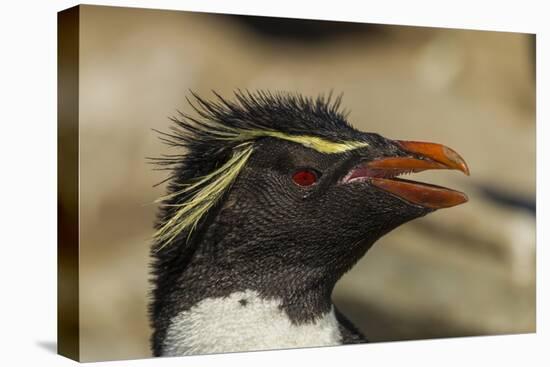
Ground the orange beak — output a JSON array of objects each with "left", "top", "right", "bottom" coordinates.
[{"left": 348, "top": 140, "right": 470, "bottom": 209}]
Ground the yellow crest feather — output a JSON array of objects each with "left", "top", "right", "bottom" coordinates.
[{"left": 154, "top": 144, "right": 253, "bottom": 249}]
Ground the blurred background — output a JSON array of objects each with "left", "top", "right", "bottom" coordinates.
[{"left": 67, "top": 4, "right": 535, "bottom": 361}]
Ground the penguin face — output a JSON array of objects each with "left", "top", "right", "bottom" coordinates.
[{"left": 215, "top": 134, "right": 468, "bottom": 275}]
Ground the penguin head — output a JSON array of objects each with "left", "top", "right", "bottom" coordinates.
[{"left": 152, "top": 91, "right": 469, "bottom": 280}]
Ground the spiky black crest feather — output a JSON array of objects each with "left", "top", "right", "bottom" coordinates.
[{"left": 167, "top": 89, "right": 357, "bottom": 147}]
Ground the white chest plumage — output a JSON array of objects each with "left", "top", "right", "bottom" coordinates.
[{"left": 162, "top": 290, "right": 343, "bottom": 356}]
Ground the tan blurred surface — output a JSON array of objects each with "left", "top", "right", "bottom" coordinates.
[{"left": 73, "top": 5, "right": 535, "bottom": 361}]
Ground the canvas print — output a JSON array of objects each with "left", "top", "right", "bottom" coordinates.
[{"left": 57, "top": 5, "right": 536, "bottom": 362}]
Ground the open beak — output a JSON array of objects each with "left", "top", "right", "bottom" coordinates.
[{"left": 342, "top": 140, "right": 470, "bottom": 209}]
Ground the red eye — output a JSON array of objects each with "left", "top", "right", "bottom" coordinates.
[{"left": 292, "top": 169, "right": 318, "bottom": 186}]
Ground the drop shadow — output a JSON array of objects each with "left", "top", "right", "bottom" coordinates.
[{"left": 36, "top": 340, "right": 57, "bottom": 354}]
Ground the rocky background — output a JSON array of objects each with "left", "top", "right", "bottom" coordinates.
[{"left": 67, "top": 5, "right": 535, "bottom": 361}]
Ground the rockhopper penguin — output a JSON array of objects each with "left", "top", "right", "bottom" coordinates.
[{"left": 149, "top": 91, "right": 470, "bottom": 356}]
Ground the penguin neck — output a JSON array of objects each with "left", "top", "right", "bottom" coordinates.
[
  {"left": 152, "top": 232, "right": 356, "bottom": 356},
  {"left": 180, "top": 242, "right": 338, "bottom": 323},
  {"left": 158, "top": 243, "right": 345, "bottom": 356}
]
